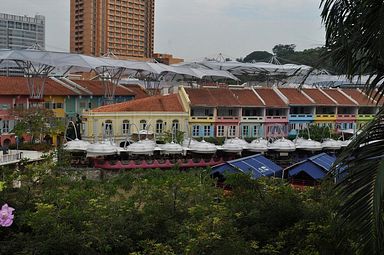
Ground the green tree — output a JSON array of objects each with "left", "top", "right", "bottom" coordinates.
[
  {"left": 12, "top": 107, "right": 64, "bottom": 144},
  {"left": 243, "top": 51, "right": 273, "bottom": 63},
  {"left": 321, "top": 0, "right": 384, "bottom": 254},
  {"left": 272, "top": 44, "right": 296, "bottom": 57}
]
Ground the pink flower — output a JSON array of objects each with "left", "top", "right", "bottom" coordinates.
[{"left": 0, "top": 204, "right": 15, "bottom": 227}]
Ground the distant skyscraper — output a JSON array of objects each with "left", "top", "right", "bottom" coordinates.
[
  {"left": 0, "top": 13, "right": 45, "bottom": 49},
  {"left": 70, "top": 0, "right": 155, "bottom": 60}
]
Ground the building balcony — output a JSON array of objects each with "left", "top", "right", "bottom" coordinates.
[
  {"left": 336, "top": 114, "right": 356, "bottom": 121},
  {"left": 241, "top": 116, "right": 264, "bottom": 123},
  {"left": 265, "top": 116, "right": 288, "bottom": 123},
  {"left": 357, "top": 114, "right": 375, "bottom": 121},
  {"left": 189, "top": 116, "right": 214, "bottom": 123},
  {"left": 315, "top": 114, "right": 336, "bottom": 121},
  {"left": 215, "top": 116, "right": 240, "bottom": 123},
  {"left": 288, "top": 114, "right": 314, "bottom": 122}
]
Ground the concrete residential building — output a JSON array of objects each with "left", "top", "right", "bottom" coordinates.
[
  {"left": 0, "top": 13, "right": 45, "bottom": 49},
  {"left": 70, "top": 0, "right": 155, "bottom": 59}
]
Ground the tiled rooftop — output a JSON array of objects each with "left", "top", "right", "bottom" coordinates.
[
  {"left": 322, "top": 89, "right": 357, "bottom": 106},
  {"left": 278, "top": 88, "right": 314, "bottom": 105},
  {"left": 92, "top": 93, "right": 185, "bottom": 112},
  {"left": 0, "top": 76, "right": 78, "bottom": 96},
  {"left": 119, "top": 84, "right": 149, "bottom": 99},
  {"left": 73, "top": 80, "right": 138, "bottom": 96},
  {"left": 254, "top": 88, "right": 287, "bottom": 108},
  {"left": 341, "top": 89, "right": 376, "bottom": 106},
  {"left": 185, "top": 87, "right": 240, "bottom": 107},
  {"left": 230, "top": 89, "right": 264, "bottom": 107},
  {"left": 302, "top": 88, "right": 335, "bottom": 106}
]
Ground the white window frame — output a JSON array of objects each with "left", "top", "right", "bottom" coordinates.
[
  {"left": 204, "top": 125, "right": 211, "bottom": 137},
  {"left": 122, "top": 120, "right": 130, "bottom": 135},
  {"left": 192, "top": 125, "right": 200, "bottom": 137},
  {"left": 217, "top": 125, "right": 225, "bottom": 137}
]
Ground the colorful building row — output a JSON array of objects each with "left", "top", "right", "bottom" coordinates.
[
  {"left": 0, "top": 76, "right": 148, "bottom": 146},
  {"left": 82, "top": 85, "right": 380, "bottom": 145}
]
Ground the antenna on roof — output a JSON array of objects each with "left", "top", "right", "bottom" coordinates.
[
  {"left": 27, "top": 43, "right": 44, "bottom": 51},
  {"left": 103, "top": 49, "right": 118, "bottom": 59},
  {"left": 269, "top": 55, "right": 281, "bottom": 65}
]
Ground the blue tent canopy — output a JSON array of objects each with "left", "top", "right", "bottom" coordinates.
[
  {"left": 212, "top": 154, "right": 283, "bottom": 179},
  {"left": 287, "top": 153, "right": 336, "bottom": 180}
]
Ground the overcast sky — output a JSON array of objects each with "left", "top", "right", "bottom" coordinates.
[{"left": 1, "top": 0, "right": 325, "bottom": 61}]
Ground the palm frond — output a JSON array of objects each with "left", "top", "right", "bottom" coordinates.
[
  {"left": 320, "top": 0, "right": 384, "bottom": 102},
  {"left": 332, "top": 110, "right": 384, "bottom": 254}
]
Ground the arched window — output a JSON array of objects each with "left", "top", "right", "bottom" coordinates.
[
  {"left": 172, "top": 120, "right": 179, "bottom": 132},
  {"left": 156, "top": 120, "right": 164, "bottom": 134},
  {"left": 139, "top": 120, "right": 147, "bottom": 130},
  {"left": 122, "top": 120, "right": 130, "bottom": 135},
  {"left": 104, "top": 120, "right": 113, "bottom": 136}
]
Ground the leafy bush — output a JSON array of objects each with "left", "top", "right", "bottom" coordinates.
[{"left": 0, "top": 163, "right": 355, "bottom": 254}]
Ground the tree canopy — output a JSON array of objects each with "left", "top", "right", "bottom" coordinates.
[{"left": 0, "top": 162, "right": 356, "bottom": 254}]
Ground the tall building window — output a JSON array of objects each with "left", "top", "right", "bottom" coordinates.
[
  {"left": 217, "top": 125, "right": 224, "bottom": 137},
  {"left": 139, "top": 120, "right": 147, "bottom": 130},
  {"left": 156, "top": 120, "right": 163, "bottom": 134},
  {"left": 192, "top": 125, "right": 200, "bottom": 137},
  {"left": 104, "top": 120, "right": 113, "bottom": 136},
  {"left": 122, "top": 120, "right": 130, "bottom": 135},
  {"left": 204, "top": 126, "right": 211, "bottom": 137}
]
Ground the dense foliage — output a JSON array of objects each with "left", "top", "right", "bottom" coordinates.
[
  {"left": 0, "top": 161, "right": 357, "bottom": 254},
  {"left": 238, "top": 45, "right": 336, "bottom": 73},
  {"left": 12, "top": 107, "right": 65, "bottom": 144},
  {"left": 321, "top": 0, "right": 384, "bottom": 254}
]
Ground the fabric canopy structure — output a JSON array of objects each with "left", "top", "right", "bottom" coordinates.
[
  {"left": 174, "top": 60, "right": 315, "bottom": 77},
  {"left": 211, "top": 154, "right": 283, "bottom": 179},
  {"left": 286, "top": 153, "right": 336, "bottom": 180},
  {"left": 0, "top": 49, "right": 239, "bottom": 99},
  {"left": 0, "top": 49, "right": 238, "bottom": 81}
]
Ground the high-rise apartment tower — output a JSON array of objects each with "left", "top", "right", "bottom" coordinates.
[
  {"left": 0, "top": 13, "right": 45, "bottom": 49},
  {"left": 70, "top": 0, "right": 154, "bottom": 59}
]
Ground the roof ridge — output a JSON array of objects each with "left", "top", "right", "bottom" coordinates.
[
  {"left": 337, "top": 88, "right": 358, "bottom": 105},
  {"left": 319, "top": 88, "right": 339, "bottom": 105},
  {"left": 251, "top": 87, "right": 266, "bottom": 106}
]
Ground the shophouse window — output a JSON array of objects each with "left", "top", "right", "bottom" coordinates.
[
  {"left": 156, "top": 120, "right": 164, "bottom": 134},
  {"left": 242, "top": 126, "right": 249, "bottom": 137},
  {"left": 122, "top": 120, "right": 130, "bottom": 135},
  {"left": 105, "top": 120, "right": 113, "bottom": 136},
  {"left": 217, "top": 125, "right": 224, "bottom": 137},
  {"left": 192, "top": 125, "right": 200, "bottom": 137},
  {"left": 172, "top": 120, "right": 179, "bottom": 132},
  {"left": 229, "top": 126, "right": 236, "bottom": 137},
  {"left": 139, "top": 120, "right": 147, "bottom": 130},
  {"left": 204, "top": 126, "right": 211, "bottom": 137}
]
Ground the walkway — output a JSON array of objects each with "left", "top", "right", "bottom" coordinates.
[{"left": 0, "top": 150, "right": 44, "bottom": 166}]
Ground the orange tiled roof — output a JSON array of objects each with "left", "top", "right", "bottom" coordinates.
[
  {"left": 123, "top": 84, "right": 149, "bottom": 99},
  {"left": 322, "top": 89, "right": 357, "bottom": 106},
  {"left": 92, "top": 93, "right": 185, "bottom": 112},
  {"left": 254, "top": 88, "right": 287, "bottom": 108},
  {"left": 185, "top": 87, "right": 241, "bottom": 107},
  {"left": 341, "top": 89, "right": 376, "bottom": 106},
  {"left": 278, "top": 88, "right": 314, "bottom": 105},
  {"left": 0, "top": 76, "right": 78, "bottom": 96},
  {"left": 73, "top": 80, "right": 137, "bottom": 96},
  {"left": 302, "top": 88, "right": 335, "bottom": 106},
  {"left": 207, "top": 87, "right": 241, "bottom": 106},
  {"left": 230, "top": 89, "right": 264, "bottom": 107}
]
